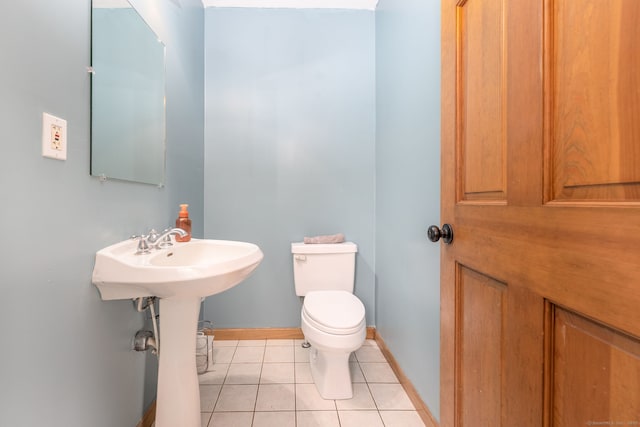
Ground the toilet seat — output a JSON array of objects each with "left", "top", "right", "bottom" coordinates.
[{"left": 303, "top": 290, "right": 365, "bottom": 335}]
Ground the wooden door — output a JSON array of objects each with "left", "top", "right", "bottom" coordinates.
[{"left": 440, "top": 0, "right": 640, "bottom": 426}]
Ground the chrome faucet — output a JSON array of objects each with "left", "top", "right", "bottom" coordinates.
[{"left": 135, "top": 228, "right": 188, "bottom": 254}]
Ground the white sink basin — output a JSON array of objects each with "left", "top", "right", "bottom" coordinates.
[
  {"left": 92, "top": 238, "right": 264, "bottom": 300},
  {"left": 92, "top": 237, "right": 264, "bottom": 427}
]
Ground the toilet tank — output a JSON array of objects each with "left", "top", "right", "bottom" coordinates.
[{"left": 291, "top": 242, "right": 358, "bottom": 296}]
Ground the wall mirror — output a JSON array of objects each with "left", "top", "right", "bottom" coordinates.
[{"left": 91, "top": 0, "right": 166, "bottom": 185}]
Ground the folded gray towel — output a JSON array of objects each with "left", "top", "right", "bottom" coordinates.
[{"left": 303, "top": 233, "right": 345, "bottom": 244}]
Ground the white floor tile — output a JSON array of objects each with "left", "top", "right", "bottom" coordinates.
[
  {"left": 294, "top": 363, "right": 313, "bottom": 383},
  {"left": 214, "top": 384, "right": 258, "bottom": 412},
  {"left": 253, "top": 411, "right": 296, "bottom": 427},
  {"left": 354, "top": 346, "right": 386, "bottom": 362},
  {"left": 231, "top": 346, "right": 265, "bottom": 363},
  {"left": 368, "top": 383, "right": 415, "bottom": 410},
  {"left": 338, "top": 410, "right": 384, "bottom": 427},
  {"left": 260, "top": 362, "right": 295, "bottom": 384},
  {"left": 255, "top": 383, "right": 296, "bottom": 411},
  {"left": 294, "top": 343, "right": 310, "bottom": 362},
  {"left": 350, "top": 362, "right": 366, "bottom": 383},
  {"left": 379, "top": 410, "right": 427, "bottom": 427},
  {"left": 266, "top": 339, "right": 295, "bottom": 346},
  {"left": 208, "top": 411, "right": 253, "bottom": 427},
  {"left": 295, "top": 383, "right": 337, "bottom": 411},
  {"left": 359, "top": 362, "right": 399, "bottom": 383},
  {"left": 264, "top": 346, "right": 294, "bottom": 363},
  {"left": 335, "top": 383, "right": 376, "bottom": 410},
  {"left": 225, "top": 363, "right": 262, "bottom": 384},
  {"left": 296, "top": 410, "right": 340, "bottom": 427},
  {"left": 212, "top": 346, "right": 236, "bottom": 364},
  {"left": 362, "top": 339, "right": 379, "bottom": 347},
  {"left": 201, "top": 412, "right": 212, "bottom": 427},
  {"left": 199, "top": 384, "right": 222, "bottom": 412},
  {"left": 199, "top": 363, "right": 229, "bottom": 384},
  {"left": 212, "top": 339, "right": 238, "bottom": 347},
  {"left": 237, "top": 339, "right": 266, "bottom": 347}
]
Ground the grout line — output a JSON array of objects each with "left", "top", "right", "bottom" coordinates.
[
  {"left": 293, "top": 342, "right": 299, "bottom": 417},
  {"left": 294, "top": 344, "right": 298, "bottom": 426},
  {"left": 253, "top": 344, "right": 265, "bottom": 416}
]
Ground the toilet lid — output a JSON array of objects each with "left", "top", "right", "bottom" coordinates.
[{"left": 303, "top": 291, "right": 365, "bottom": 335}]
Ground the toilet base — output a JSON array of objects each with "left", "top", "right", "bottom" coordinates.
[
  {"left": 300, "top": 294, "right": 366, "bottom": 400},
  {"left": 309, "top": 346, "right": 354, "bottom": 399}
]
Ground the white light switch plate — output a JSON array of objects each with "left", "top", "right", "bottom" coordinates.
[{"left": 42, "top": 112, "right": 67, "bottom": 160}]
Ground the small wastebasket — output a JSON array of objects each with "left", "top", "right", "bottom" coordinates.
[{"left": 196, "top": 320, "right": 214, "bottom": 374}]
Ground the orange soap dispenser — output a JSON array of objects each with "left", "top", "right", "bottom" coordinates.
[{"left": 175, "top": 204, "right": 192, "bottom": 242}]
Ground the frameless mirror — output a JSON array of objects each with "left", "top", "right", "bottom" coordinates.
[{"left": 91, "top": 0, "right": 166, "bottom": 185}]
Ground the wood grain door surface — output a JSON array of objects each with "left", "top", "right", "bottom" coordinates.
[{"left": 440, "top": 0, "right": 640, "bottom": 426}]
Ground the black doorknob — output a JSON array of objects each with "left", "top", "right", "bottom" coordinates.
[{"left": 427, "top": 224, "right": 454, "bottom": 244}]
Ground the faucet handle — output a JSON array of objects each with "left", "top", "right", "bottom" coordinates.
[
  {"left": 157, "top": 228, "right": 174, "bottom": 248},
  {"left": 136, "top": 236, "right": 151, "bottom": 255},
  {"left": 147, "top": 229, "right": 160, "bottom": 243}
]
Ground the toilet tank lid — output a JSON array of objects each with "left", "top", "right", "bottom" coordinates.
[{"left": 291, "top": 242, "right": 357, "bottom": 254}]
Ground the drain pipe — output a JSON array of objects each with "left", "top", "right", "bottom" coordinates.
[
  {"left": 134, "top": 297, "right": 160, "bottom": 355},
  {"left": 148, "top": 300, "right": 159, "bottom": 355}
]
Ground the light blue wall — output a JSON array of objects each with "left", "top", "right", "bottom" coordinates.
[
  {"left": 202, "top": 8, "right": 376, "bottom": 327},
  {"left": 375, "top": 0, "right": 441, "bottom": 420},
  {"left": 0, "top": 1, "right": 203, "bottom": 425}
]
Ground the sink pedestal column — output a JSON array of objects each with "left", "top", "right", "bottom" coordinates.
[{"left": 155, "top": 297, "right": 202, "bottom": 427}]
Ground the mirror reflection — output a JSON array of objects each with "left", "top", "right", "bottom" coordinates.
[{"left": 91, "top": 0, "right": 166, "bottom": 185}]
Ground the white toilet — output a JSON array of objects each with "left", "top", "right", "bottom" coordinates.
[{"left": 292, "top": 241, "right": 366, "bottom": 399}]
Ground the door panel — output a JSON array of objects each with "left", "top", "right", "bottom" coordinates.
[
  {"left": 549, "top": 0, "right": 640, "bottom": 202},
  {"left": 552, "top": 308, "right": 640, "bottom": 426},
  {"left": 441, "top": 0, "right": 640, "bottom": 426},
  {"left": 458, "top": 0, "right": 506, "bottom": 201},
  {"left": 456, "top": 266, "right": 505, "bottom": 426},
  {"left": 455, "top": 266, "right": 544, "bottom": 426}
]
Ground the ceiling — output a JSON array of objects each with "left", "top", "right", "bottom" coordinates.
[
  {"left": 94, "top": 0, "right": 377, "bottom": 10},
  {"left": 202, "top": 0, "right": 377, "bottom": 9}
]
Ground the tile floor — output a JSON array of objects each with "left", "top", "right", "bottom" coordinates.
[{"left": 156, "top": 338, "right": 427, "bottom": 427}]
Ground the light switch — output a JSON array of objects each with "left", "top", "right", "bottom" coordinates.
[{"left": 42, "top": 112, "right": 67, "bottom": 160}]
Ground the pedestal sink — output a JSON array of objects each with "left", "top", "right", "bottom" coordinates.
[{"left": 92, "top": 238, "right": 263, "bottom": 427}]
